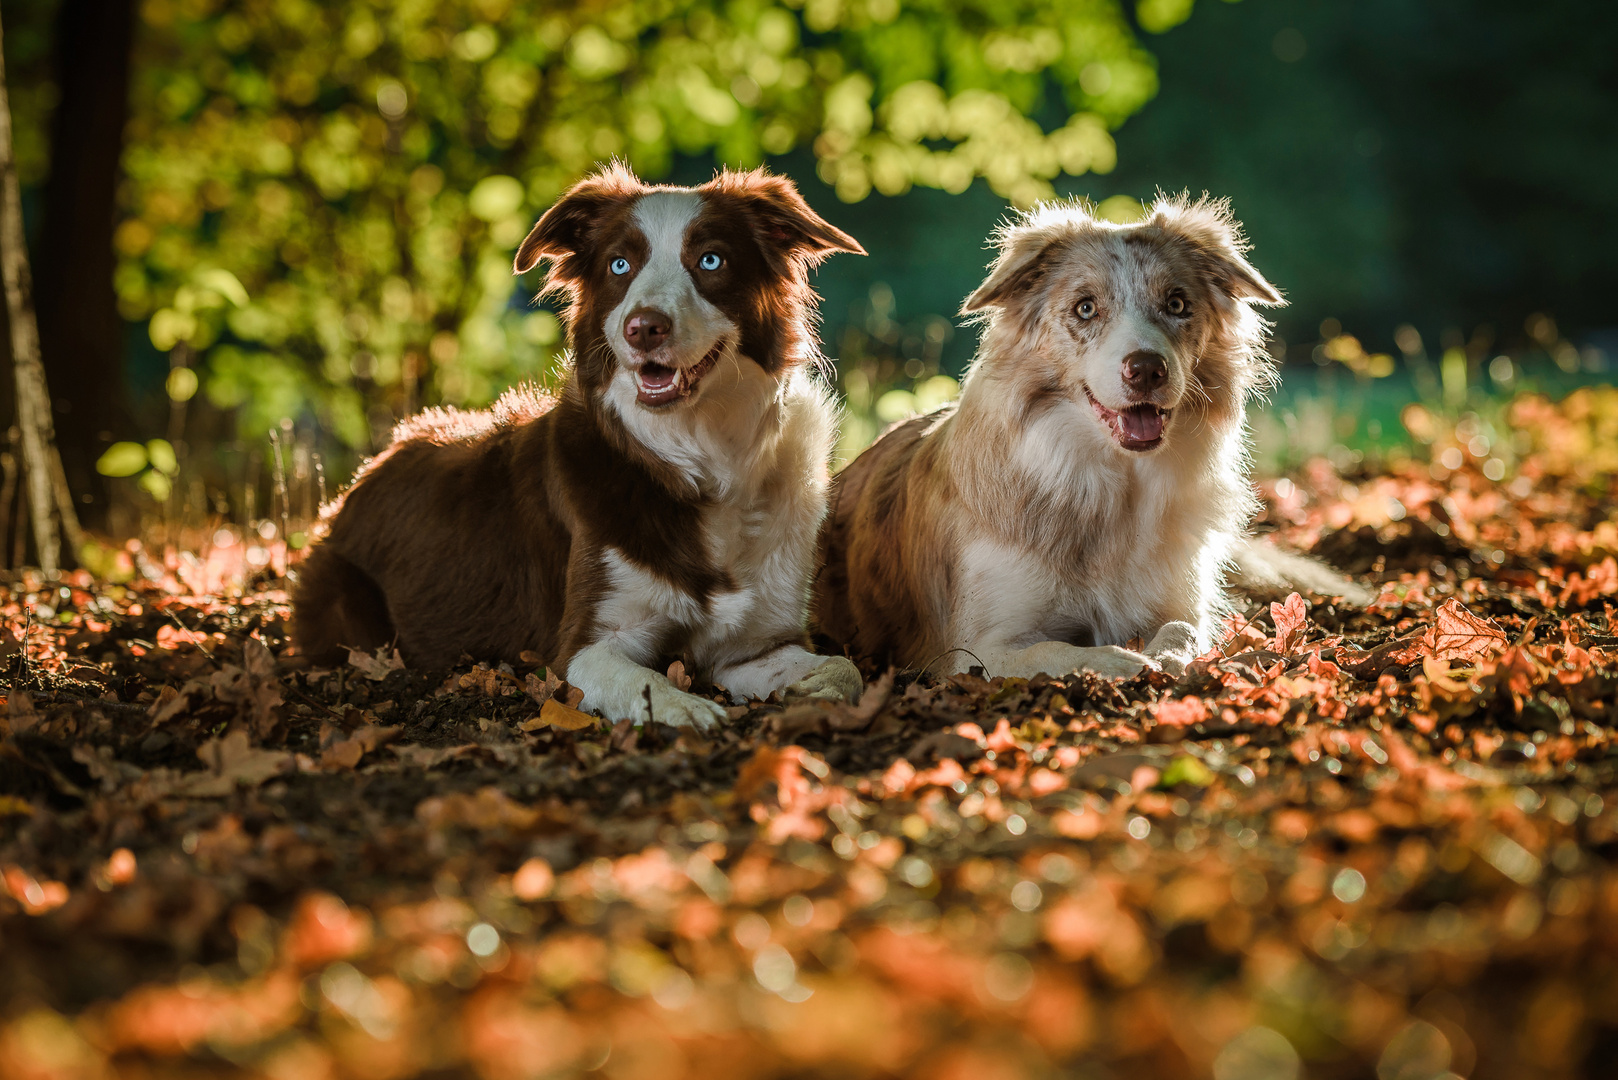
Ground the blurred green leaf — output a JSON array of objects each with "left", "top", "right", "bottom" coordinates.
[
  {"left": 146, "top": 439, "right": 179, "bottom": 476},
  {"left": 96, "top": 442, "right": 148, "bottom": 478},
  {"left": 1160, "top": 755, "right": 1215, "bottom": 788}
]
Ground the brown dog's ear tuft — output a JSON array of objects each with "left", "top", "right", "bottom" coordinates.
[
  {"left": 961, "top": 204, "right": 1085, "bottom": 313},
  {"left": 1149, "top": 194, "right": 1284, "bottom": 306},
  {"left": 705, "top": 168, "right": 865, "bottom": 269},
  {"left": 962, "top": 234, "right": 1049, "bottom": 313},
  {"left": 514, "top": 161, "right": 645, "bottom": 278}
]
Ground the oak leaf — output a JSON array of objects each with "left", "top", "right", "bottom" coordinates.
[
  {"left": 178, "top": 731, "right": 296, "bottom": 797},
  {"left": 347, "top": 645, "right": 405, "bottom": 681},
  {"left": 1420, "top": 598, "right": 1507, "bottom": 662},
  {"left": 1270, "top": 592, "right": 1308, "bottom": 653}
]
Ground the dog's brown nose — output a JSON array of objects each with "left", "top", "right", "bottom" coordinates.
[
  {"left": 1122, "top": 350, "right": 1168, "bottom": 393},
  {"left": 624, "top": 309, "right": 672, "bottom": 352}
]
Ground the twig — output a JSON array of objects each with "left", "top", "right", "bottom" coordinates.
[
  {"left": 38, "top": 693, "right": 150, "bottom": 716},
  {"left": 919, "top": 647, "right": 987, "bottom": 679},
  {"left": 15, "top": 597, "right": 29, "bottom": 684},
  {"left": 269, "top": 424, "right": 291, "bottom": 573},
  {"left": 157, "top": 604, "right": 220, "bottom": 666}
]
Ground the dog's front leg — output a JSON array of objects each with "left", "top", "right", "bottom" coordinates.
[
  {"left": 712, "top": 644, "right": 863, "bottom": 705},
  {"left": 566, "top": 641, "right": 727, "bottom": 730},
  {"left": 980, "top": 639, "right": 1159, "bottom": 681}
]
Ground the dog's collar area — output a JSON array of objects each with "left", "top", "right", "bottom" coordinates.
[
  {"left": 633, "top": 339, "right": 726, "bottom": 407},
  {"left": 1083, "top": 384, "right": 1169, "bottom": 452}
]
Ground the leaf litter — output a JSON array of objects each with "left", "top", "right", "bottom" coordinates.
[{"left": 3, "top": 390, "right": 1618, "bottom": 1079}]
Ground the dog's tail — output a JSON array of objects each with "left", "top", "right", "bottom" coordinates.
[{"left": 1231, "top": 537, "right": 1375, "bottom": 605}]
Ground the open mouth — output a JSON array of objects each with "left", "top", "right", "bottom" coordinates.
[
  {"left": 633, "top": 340, "right": 725, "bottom": 407},
  {"left": 1084, "top": 385, "right": 1169, "bottom": 452}
]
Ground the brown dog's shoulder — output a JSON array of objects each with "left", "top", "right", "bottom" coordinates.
[
  {"left": 816, "top": 406, "right": 955, "bottom": 660},
  {"left": 388, "top": 384, "right": 557, "bottom": 447},
  {"left": 833, "top": 407, "right": 946, "bottom": 510}
]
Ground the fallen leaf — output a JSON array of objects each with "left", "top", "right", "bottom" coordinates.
[
  {"left": 666, "top": 659, "right": 693, "bottom": 691},
  {"left": 146, "top": 683, "right": 190, "bottom": 723},
  {"left": 519, "top": 698, "right": 596, "bottom": 732},
  {"left": 460, "top": 664, "right": 513, "bottom": 695},
  {"left": 906, "top": 730, "right": 984, "bottom": 765},
  {"left": 0, "top": 795, "right": 35, "bottom": 817},
  {"left": 209, "top": 638, "right": 284, "bottom": 737},
  {"left": 178, "top": 731, "right": 296, "bottom": 797},
  {"left": 348, "top": 645, "right": 405, "bottom": 681},
  {"left": 416, "top": 786, "right": 542, "bottom": 831},
  {"left": 1271, "top": 592, "right": 1307, "bottom": 653},
  {"left": 7, "top": 690, "right": 39, "bottom": 735},
  {"left": 320, "top": 724, "right": 401, "bottom": 770},
  {"left": 1421, "top": 598, "right": 1508, "bottom": 661},
  {"left": 526, "top": 668, "right": 563, "bottom": 705},
  {"left": 390, "top": 744, "right": 480, "bottom": 768}
]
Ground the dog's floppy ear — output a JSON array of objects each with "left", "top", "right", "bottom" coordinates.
[
  {"left": 706, "top": 168, "right": 866, "bottom": 269},
  {"left": 1150, "top": 195, "right": 1283, "bottom": 305},
  {"left": 514, "top": 162, "right": 645, "bottom": 277},
  {"left": 961, "top": 223, "right": 1063, "bottom": 314}
]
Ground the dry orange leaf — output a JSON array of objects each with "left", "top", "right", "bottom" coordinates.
[
  {"left": 1271, "top": 591, "right": 1307, "bottom": 653},
  {"left": 1421, "top": 597, "right": 1508, "bottom": 661},
  {"left": 180, "top": 731, "right": 297, "bottom": 797},
  {"left": 520, "top": 698, "right": 596, "bottom": 732}
]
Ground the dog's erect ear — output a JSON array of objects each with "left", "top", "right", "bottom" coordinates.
[
  {"left": 514, "top": 162, "right": 645, "bottom": 276},
  {"left": 706, "top": 169, "right": 865, "bottom": 268},
  {"left": 961, "top": 225, "right": 1061, "bottom": 313},
  {"left": 1150, "top": 195, "right": 1284, "bottom": 306}
]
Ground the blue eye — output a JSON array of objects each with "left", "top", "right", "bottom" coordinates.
[
  {"left": 610, "top": 257, "right": 631, "bottom": 275},
  {"left": 699, "top": 252, "right": 722, "bottom": 271}
]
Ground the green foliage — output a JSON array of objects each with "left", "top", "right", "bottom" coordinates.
[
  {"left": 95, "top": 438, "right": 181, "bottom": 502},
  {"left": 113, "top": 0, "right": 1160, "bottom": 453}
]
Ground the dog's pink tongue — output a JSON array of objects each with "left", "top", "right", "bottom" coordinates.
[
  {"left": 1119, "top": 406, "right": 1165, "bottom": 443},
  {"left": 639, "top": 364, "right": 677, "bottom": 391}
]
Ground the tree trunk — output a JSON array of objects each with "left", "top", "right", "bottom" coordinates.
[
  {"left": 0, "top": 7, "right": 82, "bottom": 574},
  {"left": 32, "top": 0, "right": 137, "bottom": 531}
]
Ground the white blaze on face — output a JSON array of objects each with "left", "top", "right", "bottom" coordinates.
[
  {"left": 603, "top": 192, "right": 735, "bottom": 373},
  {"left": 1083, "top": 307, "right": 1184, "bottom": 410}
]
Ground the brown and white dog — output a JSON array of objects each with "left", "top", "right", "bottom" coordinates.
[
  {"left": 292, "top": 164, "right": 866, "bottom": 728},
  {"left": 816, "top": 195, "right": 1313, "bottom": 680}
]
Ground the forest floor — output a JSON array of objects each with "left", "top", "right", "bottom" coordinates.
[{"left": 3, "top": 390, "right": 1618, "bottom": 1080}]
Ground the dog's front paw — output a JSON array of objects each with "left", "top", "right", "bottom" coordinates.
[
  {"left": 784, "top": 655, "right": 863, "bottom": 704},
  {"left": 1144, "top": 620, "right": 1199, "bottom": 678},
  {"left": 641, "top": 681, "right": 727, "bottom": 731},
  {"left": 994, "top": 640, "right": 1155, "bottom": 680},
  {"left": 1080, "top": 645, "right": 1158, "bottom": 680}
]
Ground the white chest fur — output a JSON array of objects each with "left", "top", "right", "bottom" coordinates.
[
  {"left": 595, "top": 370, "right": 835, "bottom": 671},
  {"left": 950, "top": 396, "right": 1246, "bottom": 654}
]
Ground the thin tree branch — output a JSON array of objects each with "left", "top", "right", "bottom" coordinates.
[{"left": 0, "top": 8, "right": 83, "bottom": 574}]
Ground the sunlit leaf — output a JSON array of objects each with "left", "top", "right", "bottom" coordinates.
[{"left": 96, "top": 441, "right": 148, "bottom": 477}]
